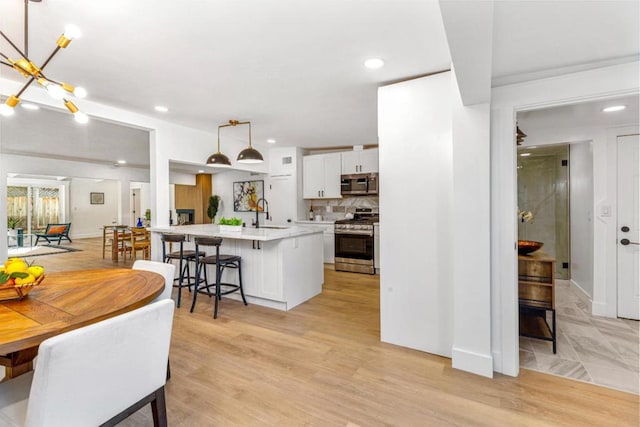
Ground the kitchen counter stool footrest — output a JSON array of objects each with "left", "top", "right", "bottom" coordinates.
[
  {"left": 161, "top": 233, "right": 205, "bottom": 308},
  {"left": 190, "top": 236, "right": 247, "bottom": 319}
]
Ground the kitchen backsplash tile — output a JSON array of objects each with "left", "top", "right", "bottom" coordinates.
[{"left": 307, "top": 196, "right": 379, "bottom": 220}]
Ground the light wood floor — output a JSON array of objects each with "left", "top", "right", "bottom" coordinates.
[{"left": 28, "top": 238, "right": 640, "bottom": 426}]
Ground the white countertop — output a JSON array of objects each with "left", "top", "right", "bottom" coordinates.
[
  {"left": 149, "top": 224, "right": 322, "bottom": 241},
  {"left": 294, "top": 220, "right": 336, "bottom": 225}
]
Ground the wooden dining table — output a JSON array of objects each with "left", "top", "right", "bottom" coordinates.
[{"left": 0, "top": 268, "right": 164, "bottom": 379}]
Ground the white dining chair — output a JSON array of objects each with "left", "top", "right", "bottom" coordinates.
[
  {"left": 133, "top": 260, "right": 176, "bottom": 303},
  {"left": 133, "top": 260, "right": 176, "bottom": 381},
  {"left": 0, "top": 299, "right": 175, "bottom": 427}
]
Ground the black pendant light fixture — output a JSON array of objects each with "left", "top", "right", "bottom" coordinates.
[
  {"left": 234, "top": 120, "right": 264, "bottom": 164},
  {"left": 206, "top": 121, "right": 232, "bottom": 167},
  {"left": 208, "top": 119, "right": 264, "bottom": 166}
]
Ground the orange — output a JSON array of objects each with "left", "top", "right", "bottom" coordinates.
[{"left": 15, "top": 274, "right": 35, "bottom": 285}]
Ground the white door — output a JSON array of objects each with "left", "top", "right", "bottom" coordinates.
[
  {"left": 132, "top": 189, "right": 141, "bottom": 225},
  {"left": 617, "top": 134, "right": 639, "bottom": 320},
  {"left": 266, "top": 175, "right": 295, "bottom": 225}
]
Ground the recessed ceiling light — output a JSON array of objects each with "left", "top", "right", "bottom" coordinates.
[
  {"left": 197, "top": 170, "right": 204, "bottom": 173},
  {"left": 528, "top": 146, "right": 537, "bottom": 149},
  {"left": 56, "top": 176, "right": 66, "bottom": 181},
  {"left": 154, "top": 106, "right": 169, "bottom": 112},
  {"left": 21, "top": 103, "right": 39, "bottom": 110},
  {"left": 364, "top": 58, "right": 385, "bottom": 69},
  {"left": 117, "top": 159, "right": 127, "bottom": 164},
  {"left": 267, "top": 139, "right": 276, "bottom": 144},
  {"left": 520, "top": 153, "right": 531, "bottom": 157},
  {"left": 602, "top": 105, "right": 626, "bottom": 112}
]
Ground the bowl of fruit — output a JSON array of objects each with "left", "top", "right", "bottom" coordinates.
[{"left": 0, "top": 258, "right": 45, "bottom": 302}]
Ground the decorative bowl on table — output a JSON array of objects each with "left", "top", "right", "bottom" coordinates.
[
  {"left": 0, "top": 274, "right": 45, "bottom": 302},
  {"left": 517, "top": 240, "right": 543, "bottom": 255}
]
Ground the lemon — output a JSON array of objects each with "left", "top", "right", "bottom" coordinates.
[
  {"left": 4, "top": 257, "right": 23, "bottom": 269},
  {"left": 6, "top": 261, "right": 28, "bottom": 275},
  {"left": 27, "top": 265, "right": 44, "bottom": 279},
  {"left": 15, "top": 274, "right": 35, "bottom": 285}
]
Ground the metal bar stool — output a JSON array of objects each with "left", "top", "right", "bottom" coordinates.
[
  {"left": 161, "top": 233, "right": 205, "bottom": 308},
  {"left": 190, "top": 236, "right": 247, "bottom": 319}
]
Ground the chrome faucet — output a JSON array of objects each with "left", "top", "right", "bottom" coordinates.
[{"left": 254, "top": 198, "right": 270, "bottom": 228}]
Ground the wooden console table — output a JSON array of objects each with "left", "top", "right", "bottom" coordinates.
[{"left": 518, "top": 251, "right": 556, "bottom": 353}]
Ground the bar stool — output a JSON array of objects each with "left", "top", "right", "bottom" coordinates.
[
  {"left": 161, "top": 233, "right": 205, "bottom": 308},
  {"left": 190, "top": 236, "right": 247, "bottom": 319}
]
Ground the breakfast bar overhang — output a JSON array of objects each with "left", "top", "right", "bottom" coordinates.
[{"left": 149, "top": 225, "right": 324, "bottom": 311}]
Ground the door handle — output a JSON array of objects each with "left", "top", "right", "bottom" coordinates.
[
  {"left": 621, "top": 226, "right": 630, "bottom": 232},
  {"left": 620, "top": 238, "right": 640, "bottom": 246}
]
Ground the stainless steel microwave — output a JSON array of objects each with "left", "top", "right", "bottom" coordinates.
[{"left": 340, "top": 173, "right": 378, "bottom": 196}]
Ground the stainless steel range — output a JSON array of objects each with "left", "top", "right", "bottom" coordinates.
[{"left": 334, "top": 209, "right": 378, "bottom": 274}]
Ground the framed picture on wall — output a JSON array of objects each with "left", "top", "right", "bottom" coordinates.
[
  {"left": 90, "top": 192, "right": 104, "bottom": 205},
  {"left": 233, "top": 180, "right": 264, "bottom": 212}
]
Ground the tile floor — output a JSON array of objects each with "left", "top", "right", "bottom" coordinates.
[{"left": 520, "top": 280, "right": 639, "bottom": 394}]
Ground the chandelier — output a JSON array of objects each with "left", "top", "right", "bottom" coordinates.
[
  {"left": 0, "top": 0, "right": 88, "bottom": 123},
  {"left": 207, "top": 119, "right": 264, "bottom": 166}
]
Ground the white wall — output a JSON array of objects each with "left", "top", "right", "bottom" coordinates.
[
  {"left": 213, "top": 170, "right": 268, "bottom": 226},
  {"left": 1, "top": 76, "right": 270, "bottom": 261},
  {"left": 70, "top": 178, "right": 120, "bottom": 238},
  {"left": 450, "top": 69, "right": 493, "bottom": 377},
  {"left": 570, "top": 141, "right": 594, "bottom": 298},
  {"left": 378, "top": 72, "right": 454, "bottom": 358}
]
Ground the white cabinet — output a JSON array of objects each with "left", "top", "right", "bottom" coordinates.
[
  {"left": 236, "top": 239, "right": 283, "bottom": 301},
  {"left": 323, "top": 229, "right": 335, "bottom": 264},
  {"left": 297, "top": 221, "right": 334, "bottom": 263},
  {"left": 303, "top": 152, "right": 342, "bottom": 199},
  {"left": 341, "top": 148, "right": 378, "bottom": 174}
]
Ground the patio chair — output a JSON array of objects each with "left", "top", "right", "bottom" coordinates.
[{"left": 33, "top": 223, "right": 72, "bottom": 246}]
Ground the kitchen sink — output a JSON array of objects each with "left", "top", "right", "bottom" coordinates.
[{"left": 256, "top": 225, "right": 290, "bottom": 229}]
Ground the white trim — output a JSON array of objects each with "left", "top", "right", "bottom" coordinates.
[
  {"left": 452, "top": 347, "right": 494, "bottom": 378},
  {"left": 490, "top": 61, "right": 640, "bottom": 377},
  {"left": 569, "top": 279, "right": 593, "bottom": 313}
]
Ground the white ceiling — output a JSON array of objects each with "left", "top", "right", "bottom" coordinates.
[
  {"left": 518, "top": 93, "right": 639, "bottom": 136},
  {"left": 0, "top": 0, "right": 451, "bottom": 149},
  {"left": 0, "top": 0, "right": 638, "bottom": 167}
]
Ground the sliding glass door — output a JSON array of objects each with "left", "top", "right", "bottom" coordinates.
[{"left": 7, "top": 185, "right": 61, "bottom": 234}]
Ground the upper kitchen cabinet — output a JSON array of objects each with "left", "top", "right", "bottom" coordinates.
[
  {"left": 303, "top": 152, "right": 342, "bottom": 199},
  {"left": 341, "top": 148, "right": 379, "bottom": 174}
]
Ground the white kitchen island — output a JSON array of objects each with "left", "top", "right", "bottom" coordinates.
[{"left": 149, "top": 224, "right": 324, "bottom": 311}]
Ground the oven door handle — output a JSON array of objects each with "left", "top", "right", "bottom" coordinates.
[{"left": 335, "top": 230, "right": 374, "bottom": 236}]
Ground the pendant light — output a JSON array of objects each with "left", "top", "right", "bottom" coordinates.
[
  {"left": 0, "top": 0, "right": 88, "bottom": 121},
  {"left": 234, "top": 120, "right": 264, "bottom": 164},
  {"left": 206, "top": 122, "right": 232, "bottom": 167}
]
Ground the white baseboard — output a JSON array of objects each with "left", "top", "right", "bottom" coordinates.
[
  {"left": 569, "top": 279, "right": 592, "bottom": 313},
  {"left": 452, "top": 346, "right": 494, "bottom": 378}
]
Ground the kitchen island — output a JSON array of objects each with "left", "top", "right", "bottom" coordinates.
[{"left": 149, "top": 224, "right": 324, "bottom": 311}]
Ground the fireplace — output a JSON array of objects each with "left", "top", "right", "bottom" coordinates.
[{"left": 176, "top": 209, "right": 195, "bottom": 225}]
